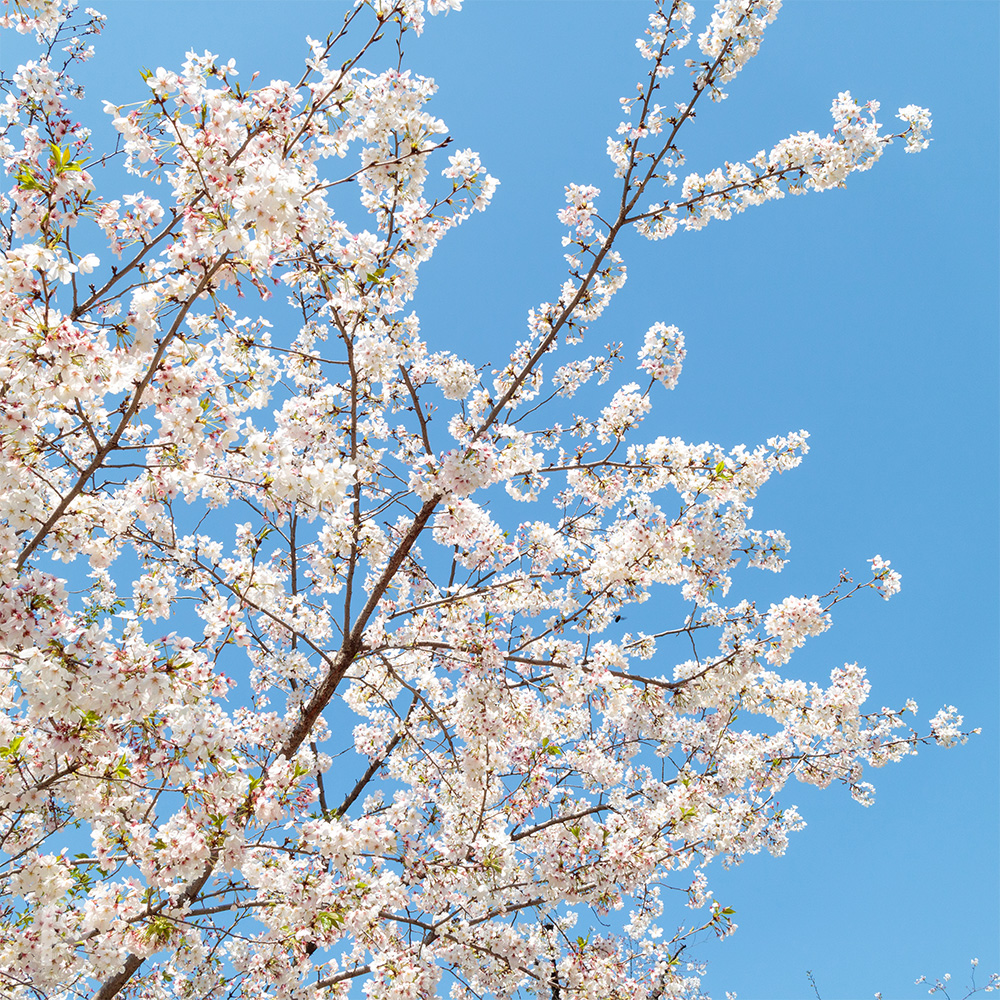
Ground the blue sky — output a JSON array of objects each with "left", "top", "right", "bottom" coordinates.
[{"left": 7, "top": 2, "right": 998, "bottom": 998}]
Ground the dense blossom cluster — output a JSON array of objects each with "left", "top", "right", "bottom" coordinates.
[
  {"left": 0, "top": 1, "right": 975, "bottom": 999},
  {"left": 636, "top": 322, "right": 685, "bottom": 389}
]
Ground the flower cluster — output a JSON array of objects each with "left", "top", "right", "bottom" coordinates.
[
  {"left": 637, "top": 321, "right": 685, "bottom": 388},
  {"left": 763, "top": 595, "right": 832, "bottom": 665},
  {"left": 897, "top": 103, "right": 933, "bottom": 153},
  {"left": 694, "top": 0, "right": 782, "bottom": 95},
  {"left": 558, "top": 182, "right": 602, "bottom": 240},
  {"left": 869, "top": 554, "right": 902, "bottom": 600}
]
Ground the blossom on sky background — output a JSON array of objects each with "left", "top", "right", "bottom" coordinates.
[{"left": 0, "top": 1, "right": 983, "bottom": 999}]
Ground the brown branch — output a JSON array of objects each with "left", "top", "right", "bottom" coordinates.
[{"left": 277, "top": 493, "right": 439, "bottom": 761}]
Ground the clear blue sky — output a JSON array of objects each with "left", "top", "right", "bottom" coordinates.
[{"left": 8, "top": 2, "right": 998, "bottom": 998}]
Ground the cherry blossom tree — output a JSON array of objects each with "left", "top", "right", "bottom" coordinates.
[{"left": 0, "top": 1, "right": 978, "bottom": 999}]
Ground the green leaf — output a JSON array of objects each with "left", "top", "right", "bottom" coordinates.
[
  {"left": 144, "top": 915, "right": 176, "bottom": 946},
  {"left": 315, "top": 909, "right": 345, "bottom": 932},
  {"left": 14, "top": 166, "right": 42, "bottom": 191}
]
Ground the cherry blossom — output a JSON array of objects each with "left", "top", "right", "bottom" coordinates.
[{"left": 0, "top": 1, "right": 978, "bottom": 999}]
